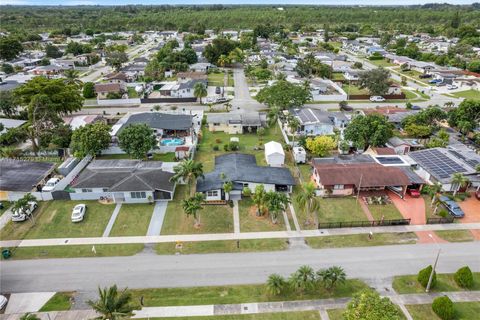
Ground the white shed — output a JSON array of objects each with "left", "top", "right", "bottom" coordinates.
[
  {"left": 293, "top": 147, "right": 307, "bottom": 164},
  {"left": 265, "top": 141, "right": 285, "bottom": 167}
]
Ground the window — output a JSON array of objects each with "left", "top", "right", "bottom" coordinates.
[
  {"left": 243, "top": 183, "right": 249, "bottom": 188},
  {"left": 81, "top": 188, "right": 93, "bottom": 193},
  {"left": 103, "top": 188, "right": 108, "bottom": 192},
  {"left": 131, "top": 192, "right": 147, "bottom": 199},
  {"left": 207, "top": 190, "right": 218, "bottom": 197},
  {"left": 213, "top": 123, "right": 220, "bottom": 126},
  {"left": 333, "top": 185, "right": 344, "bottom": 190}
]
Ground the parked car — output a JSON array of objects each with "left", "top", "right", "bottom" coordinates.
[
  {"left": 216, "top": 97, "right": 227, "bottom": 103},
  {"left": 439, "top": 196, "right": 465, "bottom": 218},
  {"left": 429, "top": 79, "right": 442, "bottom": 84},
  {"left": 71, "top": 204, "right": 86, "bottom": 222},
  {"left": 0, "top": 295, "right": 7, "bottom": 310},
  {"left": 215, "top": 86, "right": 221, "bottom": 94},
  {"left": 419, "top": 74, "right": 432, "bottom": 79},
  {"left": 446, "top": 84, "right": 458, "bottom": 90},
  {"left": 411, "top": 105, "right": 422, "bottom": 110},
  {"left": 42, "top": 177, "right": 60, "bottom": 192},
  {"left": 475, "top": 189, "right": 480, "bottom": 200},
  {"left": 388, "top": 186, "right": 403, "bottom": 193},
  {"left": 407, "top": 188, "right": 421, "bottom": 198},
  {"left": 11, "top": 201, "right": 38, "bottom": 222},
  {"left": 369, "top": 96, "right": 386, "bottom": 102}
]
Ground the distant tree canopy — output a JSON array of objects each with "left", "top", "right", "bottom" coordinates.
[{"left": 256, "top": 80, "right": 312, "bottom": 110}]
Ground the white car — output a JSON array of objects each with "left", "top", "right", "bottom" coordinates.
[
  {"left": 42, "top": 177, "right": 60, "bottom": 192},
  {"left": 71, "top": 204, "right": 86, "bottom": 222},
  {"left": 0, "top": 295, "right": 7, "bottom": 310},
  {"left": 11, "top": 201, "right": 38, "bottom": 222},
  {"left": 370, "top": 96, "right": 386, "bottom": 102},
  {"left": 446, "top": 84, "right": 458, "bottom": 90}
]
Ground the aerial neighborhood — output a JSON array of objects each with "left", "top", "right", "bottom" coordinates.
[{"left": 0, "top": 3, "right": 479, "bottom": 320}]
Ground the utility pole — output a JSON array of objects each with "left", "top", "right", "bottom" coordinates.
[{"left": 426, "top": 233, "right": 441, "bottom": 293}]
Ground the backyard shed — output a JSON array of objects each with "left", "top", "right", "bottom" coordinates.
[{"left": 265, "top": 141, "right": 285, "bottom": 167}]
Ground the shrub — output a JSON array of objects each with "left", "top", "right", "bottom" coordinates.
[
  {"left": 438, "top": 210, "right": 449, "bottom": 218},
  {"left": 212, "top": 145, "right": 219, "bottom": 151},
  {"left": 229, "top": 141, "right": 239, "bottom": 151},
  {"left": 215, "top": 138, "right": 222, "bottom": 144},
  {"left": 432, "top": 296, "right": 455, "bottom": 320},
  {"left": 257, "top": 127, "right": 265, "bottom": 136},
  {"left": 417, "top": 265, "right": 436, "bottom": 289},
  {"left": 223, "top": 143, "right": 230, "bottom": 151},
  {"left": 454, "top": 266, "right": 474, "bottom": 289}
]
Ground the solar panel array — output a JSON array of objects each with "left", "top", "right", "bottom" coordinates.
[
  {"left": 376, "top": 156, "right": 404, "bottom": 165},
  {"left": 448, "top": 150, "right": 480, "bottom": 168},
  {"left": 410, "top": 149, "right": 467, "bottom": 179}
]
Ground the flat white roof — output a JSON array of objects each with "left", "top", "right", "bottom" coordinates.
[{"left": 265, "top": 141, "right": 285, "bottom": 156}]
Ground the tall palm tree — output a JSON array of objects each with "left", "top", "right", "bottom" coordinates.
[
  {"left": 63, "top": 69, "right": 83, "bottom": 88},
  {"left": 13, "top": 193, "right": 38, "bottom": 225},
  {"left": 289, "top": 265, "right": 315, "bottom": 294},
  {"left": 266, "top": 274, "right": 287, "bottom": 296},
  {"left": 252, "top": 184, "right": 267, "bottom": 216},
  {"left": 267, "top": 106, "right": 281, "bottom": 133},
  {"left": 182, "top": 192, "right": 204, "bottom": 227},
  {"left": 265, "top": 191, "right": 290, "bottom": 224},
  {"left": 451, "top": 173, "right": 469, "bottom": 197},
  {"left": 317, "top": 266, "right": 346, "bottom": 291},
  {"left": 429, "top": 182, "right": 443, "bottom": 207},
  {"left": 287, "top": 116, "right": 300, "bottom": 145},
  {"left": 193, "top": 82, "right": 207, "bottom": 104},
  {"left": 223, "top": 181, "right": 233, "bottom": 201},
  {"left": 294, "top": 182, "right": 320, "bottom": 227},
  {"left": 87, "top": 285, "right": 134, "bottom": 320},
  {"left": 170, "top": 159, "right": 204, "bottom": 196}
]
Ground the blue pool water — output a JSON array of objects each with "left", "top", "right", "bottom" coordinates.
[{"left": 161, "top": 138, "right": 184, "bottom": 146}]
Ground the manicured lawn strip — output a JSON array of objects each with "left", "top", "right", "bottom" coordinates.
[
  {"left": 392, "top": 273, "right": 480, "bottom": 294},
  {"left": 402, "top": 89, "right": 417, "bottom": 100},
  {"left": 208, "top": 72, "right": 225, "bottom": 86},
  {"left": 307, "top": 232, "right": 417, "bottom": 249},
  {"left": 406, "top": 302, "right": 480, "bottom": 320},
  {"left": 39, "top": 292, "right": 74, "bottom": 311},
  {"left": 4, "top": 244, "right": 144, "bottom": 260},
  {"left": 435, "top": 230, "right": 474, "bottom": 242},
  {"left": 130, "top": 280, "right": 368, "bottom": 307},
  {"left": 297, "top": 164, "right": 312, "bottom": 183},
  {"left": 331, "top": 73, "right": 345, "bottom": 81},
  {"left": 0, "top": 201, "right": 12, "bottom": 216},
  {"left": 139, "top": 311, "right": 321, "bottom": 320},
  {"left": 155, "top": 238, "right": 288, "bottom": 255},
  {"left": 238, "top": 198, "right": 286, "bottom": 232},
  {"left": 110, "top": 204, "right": 154, "bottom": 236},
  {"left": 327, "top": 309, "right": 346, "bottom": 320},
  {"left": 451, "top": 89, "right": 480, "bottom": 99},
  {"left": 369, "top": 58, "right": 395, "bottom": 67},
  {"left": 161, "top": 186, "right": 234, "bottom": 235},
  {"left": 367, "top": 203, "right": 404, "bottom": 221},
  {"left": 341, "top": 84, "right": 369, "bottom": 95},
  {"left": 318, "top": 197, "right": 367, "bottom": 223}
]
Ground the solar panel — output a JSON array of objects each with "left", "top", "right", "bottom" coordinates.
[
  {"left": 376, "top": 156, "right": 404, "bottom": 165},
  {"left": 410, "top": 149, "right": 468, "bottom": 179}
]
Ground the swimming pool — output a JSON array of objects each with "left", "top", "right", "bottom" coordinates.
[{"left": 161, "top": 138, "right": 184, "bottom": 146}]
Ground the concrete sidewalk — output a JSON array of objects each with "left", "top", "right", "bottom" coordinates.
[
  {"left": 102, "top": 203, "right": 122, "bottom": 237},
  {"left": 2, "top": 222, "right": 480, "bottom": 248},
  {"left": 147, "top": 201, "right": 168, "bottom": 236}
]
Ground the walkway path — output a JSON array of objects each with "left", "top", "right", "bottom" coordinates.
[
  {"left": 359, "top": 199, "right": 375, "bottom": 221},
  {"left": 146, "top": 201, "right": 168, "bottom": 236},
  {"left": 282, "top": 209, "right": 292, "bottom": 232},
  {"left": 233, "top": 200, "right": 240, "bottom": 234},
  {"left": 102, "top": 203, "right": 122, "bottom": 237}
]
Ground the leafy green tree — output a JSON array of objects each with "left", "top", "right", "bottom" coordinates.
[
  {"left": 294, "top": 182, "right": 320, "bottom": 226},
  {"left": 317, "top": 266, "right": 346, "bottom": 292},
  {"left": 358, "top": 68, "right": 391, "bottom": 96},
  {"left": 305, "top": 136, "right": 336, "bottom": 157},
  {"left": 70, "top": 122, "right": 111, "bottom": 157},
  {"left": 344, "top": 113, "right": 393, "bottom": 150},
  {"left": 467, "top": 60, "right": 480, "bottom": 73},
  {"left": 252, "top": 184, "right": 267, "bottom": 216},
  {"left": 65, "top": 41, "right": 92, "bottom": 56},
  {"left": 118, "top": 124, "right": 157, "bottom": 159},
  {"left": 0, "top": 91, "right": 17, "bottom": 117},
  {"left": 106, "top": 51, "right": 128, "bottom": 71},
  {"left": 344, "top": 289, "right": 402, "bottom": 320},
  {"left": 418, "top": 265, "right": 436, "bottom": 288},
  {"left": 295, "top": 53, "right": 332, "bottom": 78},
  {"left": 83, "top": 82, "right": 96, "bottom": 99},
  {"left": 170, "top": 159, "right": 204, "bottom": 196},
  {"left": 266, "top": 274, "right": 287, "bottom": 296},
  {"left": 454, "top": 266, "right": 474, "bottom": 289},
  {"left": 289, "top": 265, "right": 315, "bottom": 294},
  {"left": 87, "top": 285, "right": 134, "bottom": 320},
  {"left": 204, "top": 38, "right": 238, "bottom": 65},
  {"left": 404, "top": 123, "right": 432, "bottom": 138},
  {"left": 223, "top": 181, "right": 233, "bottom": 201},
  {"left": 182, "top": 192, "right": 205, "bottom": 227},
  {"left": 193, "top": 82, "right": 207, "bottom": 104},
  {"left": 256, "top": 80, "right": 312, "bottom": 110},
  {"left": 451, "top": 173, "right": 469, "bottom": 197},
  {"left": 265, "top": 191, "right": 290, "bottom": 224},
  {"left": 45, "top": 44, "right": 63, "bottom": 58},
  {"left": 0, "top": 37, "right": 23, "bottom": 60},
  {"left": 448, "top": 99, "right": 480, "bottom": 135},
  {"left": 432, "top": 296, "right": 455, "bottom": 320},
  {"left": 2, "top": 63, "right": 14, "bottom": 74}
]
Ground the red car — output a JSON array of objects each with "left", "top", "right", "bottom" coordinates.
[
  {"left": 476, "top": 190, "right": 480, "bottom": 201},
  {"left": 407, "top": 189, "right": 421, "bottom": 198}
]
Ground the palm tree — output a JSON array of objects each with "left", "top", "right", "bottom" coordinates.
[
  {"left": 289, "top": 265, "right": 315, "bottom": 294},
  {"left": 294, "top": 182, "right": 320, "bottom": 227},
  {"left": 223, "top": 181, "right": 233, "bottom": 201},
  {"left": 317, "top": 266, "right": 346, "bottom": 292},
  {"left": 170, "top": 159, "right": 204, "bottom": 196},
  {"left": 443, "top": 101, "right": 454, "bottom": 109},
  {"left": 287, "top": 116, "right": 300, "bottom": 145},
  {"left": 429, "top": 182, "right": 443, "bottom": 207},
  {"left": 252, "top": 184, "right": 267, "bottom": 216},
  {"left": 266, "top": 274, "right": 287, "bottom": 296},
  {"left": 451, "top": 173, "right": 469, "bottom": 197},
  {"left": 13, "top": 193, "right": 38, "bottom": 225},
  {"left": 193, "top": 82, "right": 207, "bottom": 104},
  {"left": 217, "top": 55, "right": 229, "bottom": 68},
  {"left": 267, "top": 106, "right": 281, "bottom": 133},
  {"left": 265, "top": 191, "right": 290, "bottom": 224},
  {"left": 63, "top": 69, "right": 83, "bottom": 88},
  {"left": 87, "top": 285, "right": 134, "bottom": 320},
  {"left": 182, "top": 192, "right": 204, "bottom": 227}
]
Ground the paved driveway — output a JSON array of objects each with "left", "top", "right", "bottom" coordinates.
[
  {"left": 458, "top": 194, "right": 480, "bottom": 223},
  {"left": 388, "top": 191, "right": 426, "bottom": 225}
]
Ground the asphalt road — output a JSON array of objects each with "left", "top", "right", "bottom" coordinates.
[{"left": 1, "top": 242, "right": 479, "bottom": 293}]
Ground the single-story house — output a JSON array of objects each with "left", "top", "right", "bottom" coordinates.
[
  {"left": 105, "top": 72, "right": 128, "bottom": 86},
  {"left": 70, "top": 159, "right": 175, "bottom": 203},
  {"left": 62, "top": 115, "right": 104, "bottom": 130},
  {"left": 94, "top": 83, "right": 123, "bottom": 99},
  {"left": 0, "top": 118, "right": 27, "bottom": 134},
  {"left": 0, "top": 80, "right": 21, "bottom": 92},
  {"left": 265, "top": 141, "right": 285, "bottom": 167},
  {"left": 196, "top": 153, "right": 296, "bottom": 201},
  {"left": 290, "top": 108, "right": 349, "bottom": 136},
  {"left": 206, "top": 112, "right": 266, "bottom": 134},
  {"left": 189, "top": 63, "right": 214, "bottom": 73},
  {"left": 176, "top": 72, "right": 208, "bottom": 81},
  {"left": 387, "top": 136, "right": 424, "bottom": 155}
]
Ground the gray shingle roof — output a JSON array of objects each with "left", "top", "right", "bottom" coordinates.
[
  {"left": 196, "top": 153, "right": 295, "bottom": 192},
  {"left": 121, "top": 112, "right": 193, "bottom": 132},
  {"left": 0, "top": 159, "right": 55, "bottom": 192}
]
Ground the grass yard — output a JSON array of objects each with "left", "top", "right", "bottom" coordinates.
[
  {"left": 297, "top": 164, "right": 313, "bottom": 183},
  {"left": 318, "top": 197, "right": 367, "bottom": 223},
  {"left": 155, "top": 238, "right": 288, "bottom": 255},
  {"left": 369, "top": 58, "right": 395, "bottom": 67},
  {"left": 435, "top": 230, "right": 474, "bottom": 242},
  {"left": 4, "top": 244, "right": 144, "bottom": 260},
  {"left": 307, "top": 232, "right": 417, "bottom": 249},
  {"left": 0, "top": 201, "right": 12, "bottom": 216},
  {"left": 130, "top": 280, "right": 368, "bottom": 307},
  {"left": 327, "top": 309, "right": 346, "bottom": 320},
  {"left": 341, "top": 84, "right": 369, "bottom": 96},
  {"left": 331, "top": 73, "right": 345, "bottom": 81},
  {"left": 451, "top": 89, "right": 480, "bottom": 100},
  {"left": 109, "top": 204, "right": 154, "bottom": 236},
  {"left": 402, "top": 89, "right": 418, "bottom": 100},
  {"left": 127, "top": 86, "right": 139, "bottom": 98},
  {"left": 406, "top": 302, "right": 480, "bottom": 320},
  {"left": 238, "top": 198, "right": 286, "bottom": 232},
  {"left": 39, "top": 292, "right": 74, "bottom": 311},
  {"left": 392, "top": 273, "right": 480, "bottom": 294},
  {"left": 367, "top": 203, "right": 404, "bottom": 220},
  {"left": 161, "top": 186, "right": 234, "bottom": 235},
  {"left": 208, "top": 72, "right": 225, "bottom": 86},
  {"left": 139, "top": 311, "right": 321, "bottom": 320}
]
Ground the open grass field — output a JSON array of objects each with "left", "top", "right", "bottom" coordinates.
[
  {"left": 208, "top": 72, "right": 226, "bottom": 87},
  {"left": 435, "top": 230, "right": 474, "bottom": 242},
  {"left": 0, "top": 201, "right": 115, "bottom": 240},
  {"left": 127, "top": 86, "right": 139, "bottom": 98},
  {"left": 109, "top": 204, "right": 154, "bottom": 236},
  {"left": 39, "top": 292, "right": 74, "bottom": 312},
  {"left": 307, "top": 232, "right": 417, "bottom": 249},
  {"left": 367, "top": 203, "right": 404, "bottom": 220},
  {"left": 161, "top": 186, "right": 234, "bottom": 235},
  {"left": 155, "top": 238, "right": 288, "bottom": 255},
  {"left": 140, "top": 311, "right": 321, "bottom": 320},
  {"left": 450, "top": 89, "right": 480, "bottom": 99},
  {"left": 238, "top": 198, "right": 286, "bottom": 232},
  {"left": 393, "top": 272, "right": 480, "bottom": 294},
  {"left": 406, "top": 302, "right": 480, "bottom": 320}
]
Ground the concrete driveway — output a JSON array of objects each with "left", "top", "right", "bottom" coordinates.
[
  {"left": 388, "top": 191, "right": 426, "bottom": 225},
  {"left": 4, "top": 292, "right": 55, "bottom": 314},
  {"left": 458, "top": 194, "right": 480, "bottom": 223}
]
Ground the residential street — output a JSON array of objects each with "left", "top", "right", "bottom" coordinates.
[{"left": 2, "top": 242, "right": 479, "bottom": 293}]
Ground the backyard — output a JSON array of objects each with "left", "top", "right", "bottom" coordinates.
[
  {"left": 341, "top": 83, "right": 369, "bottom": 96},
  {"left": 96, "top": 152, "right": 177, "bottom": 162},
  {"left": 238, "top": 198, "right": 287, "bottom": 232},
  {"left": 109, "top": 203, "right": 154, "bottom": 236},
  {"left": 368, "top": 58, "right": 396, "bottom": 67}
]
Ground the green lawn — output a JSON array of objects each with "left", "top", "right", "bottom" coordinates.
[
  {"left": 238, "top": 198, "right": 286, "bottom": 232},
  {"left": 435, "top": 230, "right": 474, "bottom": 242},
  {"left": 96, "top": 152, "right": 176, "bottom": 162},
  {"left": 369, "top": 58, "right": 395, "bottom": 67},
  {"left": 139, "top": 311, "right": 321, "bottom": 320},
  {"left": 0, "top": 201, "right": 12, "bottom": 216},
  {"left": 109, "top": 204, "right": 154, "bottom": 236},
  {"left": 451, "top": 89, "right": 480, "bottom": 99},
  {"left": 39, "top": 292, "right": 74, "bottom": 311},
  {"left": 392, "top": 273, "right": 480, "bottom": 294},
  {"left": 331, "top": 73, "right": 345, "bottom": 81},
  {"left": 297, "top": 164, "right": 312, "bottom": 183},
  {"left": 318, "top": 197, "right": 368, "bottom": 223},
  {"left": 161, "top": 186, "right": 234, "bottom": 235},
  {"left": 307, "top": 232, "right": 417, "bottom": 249},
  {"left": 4, "top": 244, "right": 144, "bottom": 260},
  {"left": 327, "top": 309, "right": 346, "bottom": 320},
  {"left": 130, "top": 280, "right": 368, "bottom": 307},
  {"left": 208, "top": 72, "right": 225, "bottom": 86},
  {"left": 341, "top": 84, "right": 369, "bottom": 96},
  {"left": 155, "top": 238, "right": 287, "bottom": 255},
  {"left": 407, "top": 302, "right": 480, "bottom": 320},
  {"left": 402, "top": 89, "right": 418, "bottom": 100},
  {"left": 127, "top": 86, "right": 139, "bottom": 98},
  {"left": 367, "top": 203, "right": 404, "bottom": 220}
]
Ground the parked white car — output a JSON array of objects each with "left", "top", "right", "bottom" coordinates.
[
  {"left": 369, "top": 96, "right": 386, "bottom": 102},
  {"left": 42, "top": 177, "right": 60, "bottom": 192},
  {"left": 71, "top": 204, "right": 86, "bottom": 222},
  {"left": 446, "top": 84, "right": 458, "bottom": 90},
  {"left": 0, "top": 295, "right": 7, "bottom": 310},
  {"left": 11, "top": 201, "right": 38, "bottom": 222}
]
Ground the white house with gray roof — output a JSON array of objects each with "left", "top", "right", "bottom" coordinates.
[
  {"left": 206, "top": 112, "right": 267, "bottom": 134},
  {"left": 289, "top": 108, "right": 349, "bottom": 136}
]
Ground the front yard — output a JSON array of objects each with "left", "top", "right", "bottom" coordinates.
[
  {"left": 109, "top": 204, "right": 154, "bottom": 236},
  {"left": 208, "top": 71, "right": 225, "bottom": 87},
  {"left": 238, "top": 198, "right": 287, "bottom": 232},
  {"left": 318, "top": 197, "right": 368, "bottom": 223},
  {"left": 367, "top": 203, "right": 404, "bottom": 220},
  {"left": 341, "top": 84, "right": 369, "bottom": 96},
  {"left": 368, "top": 58, "right": 396, "bottom": 67},
  {"left": 406, "top": 302, "right": 480, "bottom": 320},
  {"left": 392, "top": 272, "right": 480, "bottom": 294}
]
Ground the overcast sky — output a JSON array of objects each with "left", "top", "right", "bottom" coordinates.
[{"left": 0, "top": 1, "right": 475, "bottom": 6}]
